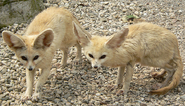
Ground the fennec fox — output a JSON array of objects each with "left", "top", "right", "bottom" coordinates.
[
  {"left": 2, "top": 7, "right": 90, "bottom": 101},
  {"left": 74, "top": 22, "right": 183, "bottom": 95}
]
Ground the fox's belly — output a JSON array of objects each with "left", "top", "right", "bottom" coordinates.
[{"left": 140, "top": 57, "right": 167, "bottom": 68}]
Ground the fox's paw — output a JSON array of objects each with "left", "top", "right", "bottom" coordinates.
[
  {"left": 116, "top": 89, "right": 124, "bottom": 96},
  {"left": 53, "top": 63, "right": 61, "bottom": 68},
  {"left": 61, "top": 64, "right": 68, "bottom": 69},
  {"left": 108, "top": 84, "right": 123, "bottom": 92},
  {"left": 73, "top": 59, "right": 82, "bottom": 65},
  {"left": 116, "top": 89, "right": 129, "bottom": 97},
  {"left": 74, "top": 56, "right": 81, "bottom": 61},
  {"left": 151, "top": 70, "right": 166, "bottom": 79},
  {"left": 108, "top": 85, "right": 117, "bottom": 92},
  {"left": 53, "top": 63, "right": 67, "bottom": 68},
  {"left": 21, "top": 94, "right": 31, "bottom": 102},
  {"left": 32, "top": 92, "right": 41, "bottom": 101},
  {"left": 151, "top": 83, "right": 162, "bottom": 90}
]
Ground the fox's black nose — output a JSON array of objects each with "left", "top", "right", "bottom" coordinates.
[
  {"left": 28, "top": 67, "right": 33, "bottom": 71},
  {"left": 94, "top": 66, "right": 98, "bottom": 69}
]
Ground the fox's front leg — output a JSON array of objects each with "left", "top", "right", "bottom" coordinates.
[
  {"left": 117, "top": 63, "right": 134, "bottom": 96},
  {"left": 75, "top": 43, "right": 82, "bottom": 61},
  {"left": 109, "top": 66, "right": 125, "bottom": 91},
  {"left": 21, "top": 69, "right": 36, "bottom": 101},
  {"left": 74, "top": 43, "right": 82, "bottom": 65},
  {"left": 117, "top": 66, "right": 126, "bottom": 88},
  {"left": 123, "top": 63, "right": 134, "bottom": 95},
  {"left": 32, "top": 67, "right": 51, "bottom": 101},
  {"left": 61, "top": 48, "right": 68, "bottom": 67}
]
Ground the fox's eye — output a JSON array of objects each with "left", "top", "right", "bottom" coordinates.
[
  {"left": 88, "top": 54, "right": 94, "bottom": 58},
  {"left": 21, "top": 56, "right": 28, "bottom": 61},
  {"left": 99, "top": 55, "right": 106, "bottom": 59},
  {"left": 33, "top": 55, "right": 39, "bottom": 60}
]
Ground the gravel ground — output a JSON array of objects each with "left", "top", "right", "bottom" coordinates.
[{"left": 0, "top": 0, "right": 185, "bottom": 105}]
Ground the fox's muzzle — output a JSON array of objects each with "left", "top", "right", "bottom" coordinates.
[
  {"left": 28, "top": 66, "right": 34, "bottom": 71},
  {"left": 92, "top": 60, "right": 101, "bottom": 69},
  {"left": 93, "top": 66, "right": 98, "bottom": 69}
]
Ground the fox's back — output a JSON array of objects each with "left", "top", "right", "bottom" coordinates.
[
  {"left": 25, "top": 7, "right": 73, "bottom": 35},
  {"left": 127, "top": 22, "right": 177, "bottom": 42},
  {"left": 23, "top": 7, "right": 80, "bottom": 50},
  {"left": 125, "top": 22, "right": 180, "bottom": 66}
]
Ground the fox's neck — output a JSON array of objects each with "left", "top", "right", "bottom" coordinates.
[
  {"left": 103, "top": 41, "right": 138, "bottom": 67},
  {"left": 102, "top": 48, "right": 131, "bottom": 67}
]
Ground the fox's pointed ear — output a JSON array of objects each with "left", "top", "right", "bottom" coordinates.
[
  {"left": 2, "top": 31, "right": 26, "bottom": 51},
  {"left": 73, "top": 21, "right": 91, "bottom": 47},
  {"left": 105, "top": 28, "right": 129, "bottom": 49},
  {"left": 33, "top": 28, "right": 54, "bottom": 49}
]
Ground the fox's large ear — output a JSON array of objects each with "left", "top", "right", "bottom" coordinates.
[
  {"left": 2, "top": 31, "right": 26, "bottom": 51},
  {"left": 105, "top": 28, "right": 129, "bottom": 49},
  {"left": 73, "top": 21, "right": 91, "bottom": 47},
  {"left": 33, "top": 28, "right": 54, "bottom": 49}
]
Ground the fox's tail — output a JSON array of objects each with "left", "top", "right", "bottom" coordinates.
[{"left": 149, "top": 58, "right": 183, "bottom": 95}]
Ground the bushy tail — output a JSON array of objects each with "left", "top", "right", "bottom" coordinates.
[{"left": 149, "top": 58, "right": 183, "bottom": 95}]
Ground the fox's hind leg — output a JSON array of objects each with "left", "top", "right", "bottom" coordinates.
[
  {"left": 152, "top": 68, "right": 175, "bottom": 90},
  {"left": 21, "top": 69, "right": 36, "bottom": 101},
  {"left": 161, "top": 69, "right": 175, "bottom": 87},
  {"left": 53, "top": 48, "right": 68, "bottom": 68},
  {"left": 151, "top": 60, "right": 176, "bottom": 90}
]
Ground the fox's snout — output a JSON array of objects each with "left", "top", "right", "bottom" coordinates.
[
  {"left": 27, "top": 62, "right": 35, "bottom": 71},
  {"left": 91, "top": 60, "right": 101, "bottom": 69},
  {"left": 28, "top": 66, "right": 34, "bottom": 71},
  {"left": 93, "top": 65, "right": 98, "bottom": 69}
]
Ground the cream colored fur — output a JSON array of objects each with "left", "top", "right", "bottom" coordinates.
[
  {"left": 2, "top": 7, "right": 90, "bottom": 101},
  {"left": 74, "top": 22, "right": 183, "bottom": 95}
]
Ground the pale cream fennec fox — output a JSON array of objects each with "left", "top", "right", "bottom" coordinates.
[
  {"left": 2, "top": 7, "right": 90, "bottom": 101},
  {"left": 74, "top": 22, "right": 183, "bottom": 95}
]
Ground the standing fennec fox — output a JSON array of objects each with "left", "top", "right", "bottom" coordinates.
[
  {"left": 74, "top": 22, "right": 183, "bottom": 95},
  {"left": 2, "top": 7, "right": 90, "bottom": 101}
]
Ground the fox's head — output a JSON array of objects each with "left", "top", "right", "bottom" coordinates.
[
  {"left": 2, "top": 29, "right": 54, "bottom": 71},
  {"left": 73, "top": 22, "right": 129, "bottom": 69}
]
